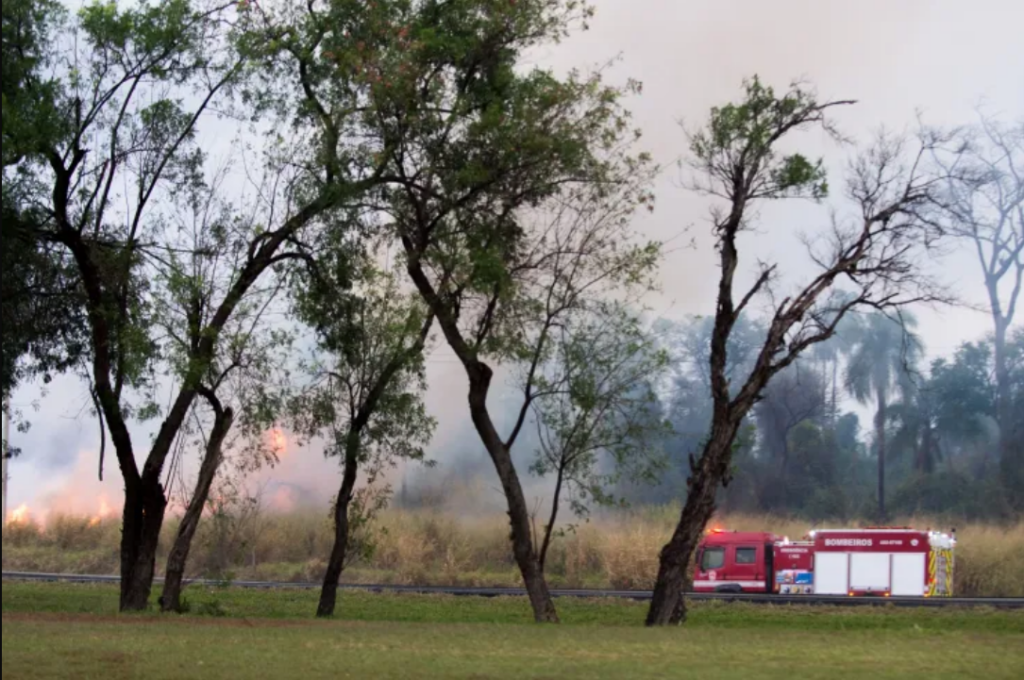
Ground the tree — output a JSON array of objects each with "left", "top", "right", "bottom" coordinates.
[
  {"left": 808, "top": 301, "right": 860, "bottom": 425},
  {"left": 298, "top": 0, "right": 661, "bottom": 623},
  {"left": 291, "top": 260, "right": 435, "bottom": 618},
  {"left": 389, "top": 163, "right": 659, "bottom": 624},
  {"left": 844, "top": 311, "right": 923, "bottom": 518},
  {"left": 619, "top": 314, "right": 765, "bottom": 507},
  {"left": 1006, "top": 329, "right": 1024, "bottom": 483},
  {"left": 527, "top": 303, "right": 669, "bottom": 574},
  {"left": 889, "top": 340, "right": 997, "bottom": 480},
  {"left": 1, "top": 0, "right": 86, "bottom": 398},
  {"left": 154, "top": 179, "right": 294, "bottom": 613},
  {"left": 11, "top": 0, "right": 253, "bottom": 611},
  {"left": 646, "top": 77, "right": 950, "bottom": 626},
  {"left": 13, "top": 0, "right": 392, "bottom": 611},
  {"left": 936, "top": 115, "right": 1024, "bottom": 501},
  {"left": 888, "top": 381, "right": 939, "bottom": 475},
  {"left": 756, "top": 362, "right": 828, "bottom": 471}
]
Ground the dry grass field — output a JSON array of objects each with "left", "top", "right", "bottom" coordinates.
[{"left": 4, "top": 507, "right": 1022, "bottom": 597}]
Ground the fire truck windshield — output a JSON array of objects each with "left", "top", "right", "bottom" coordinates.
[{"left": 701, "top": 547, "right": 725, "bottom": 571}]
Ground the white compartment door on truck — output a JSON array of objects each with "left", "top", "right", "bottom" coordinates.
[
  {"left": 850, "top": 553, "right": 890, "bottom": 592},
  {"left": 813, "top": 553, "right": 849, "bottom": 595},
  {"left": 891, "top": 553, "right": 926, "bottom": 596}
]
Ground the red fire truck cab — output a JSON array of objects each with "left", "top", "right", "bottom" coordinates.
[{"left": 693, "top": 527, "right": 956, "bottom": 597}]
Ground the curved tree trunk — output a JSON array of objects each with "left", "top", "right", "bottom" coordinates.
[
  {"left": 468, "top": 366, "right": 558, "bottom": 623},
  {"left": 317, "top": 433, "right": 361, "bottom": 618},
  {"left": 402, "top": 255, "right": 556, "bottom": 622},
  {"left": 160, "top": 406, "right": 234, "bottom": 613},
  {"left": 647, "top": 432, "right": 736, "bottom": 627}
]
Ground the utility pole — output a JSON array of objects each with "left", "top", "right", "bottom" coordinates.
[{"left": 2, "top": 401, "right": 10, "bottom": 526}]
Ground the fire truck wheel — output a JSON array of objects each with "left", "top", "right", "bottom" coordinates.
[{"left": 714, "top": 584, "right": 744, "bottom": 594}]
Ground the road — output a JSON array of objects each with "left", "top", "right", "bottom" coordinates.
[{"left": 4, "top": 571, "right": 1023, "bottom": 609}]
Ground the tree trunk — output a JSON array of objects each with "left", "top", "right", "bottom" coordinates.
[
  {"left": 876, "top": 388, "right": 888, "bottom": 521},
  {"left": 119, "top": 480, "right": 168, "bottom": 611},
  {"left": 831, "top": 358, "right": 840, "bottom": 427},
  {"left": 467, "top": 366, "right": 559, "bottom": 623},
  {"left": 993, "top": 320, "right": 1021, "bottom": 505},
  {"left": 160, "top": 407, "right": 234, "bottom": 613},
  {"left": 538, "top": 463, "right": 566, "bottom": 574},
  {"left": 401, "top": 257, "right": 555, "bottom": 621},
  {"left": 647, "top": 430, "right": 737, "bottom": 627},
  {"left": 317, "top": 432, "right": 361, "bottom": 618}
]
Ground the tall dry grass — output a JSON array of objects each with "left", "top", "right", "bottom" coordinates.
[{"left": 3, "top": 507, "right": 1021, "bottom": 597}]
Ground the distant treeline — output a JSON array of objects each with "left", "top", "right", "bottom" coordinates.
[{"left": 608, "top": 314, "right": 1024, "bottom": 521}]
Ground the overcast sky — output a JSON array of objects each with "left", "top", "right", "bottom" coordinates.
[{"left": 4, "top": 0, "right": 1023, "bottom": 522}]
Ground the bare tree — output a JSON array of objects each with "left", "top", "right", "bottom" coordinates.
[
  {"left": 935, "top": 115, "right": 1024, "bottom": 501},
  {"left": 646, "top": 77, "right": 951, "bottom": 626}
]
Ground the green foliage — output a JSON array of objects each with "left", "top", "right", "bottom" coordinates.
[
  {"left": 930, "top": 342, "right": 997, "bottom": 440},
  {"left": 7, "top": 0, "right": 247, "bottom": 423},
  {"left": 1, "top": 0, "right": 68, "bottom": 165},
  {"left": 529, "top": 303, "right": 671, "bottom": 523},
  {"left": 688, "top": 76, "right": 836, "bottom": 202},
  {"left": 289, "top": 253, "right": 436, "bottom": 569},
  {"left": 844, "top": 311, "right": 922, "bottom": 410},
  {"left": 291, "top": 262, "right": 436, "bottom": 474},
  {"left": 1, "top": 0, "right": 85, "bottom": 398}
]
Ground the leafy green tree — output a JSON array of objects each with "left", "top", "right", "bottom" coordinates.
[
  {"left": 8, "top": 0, "right": 253, "bottom": 610},
  {"left": 785, "top": 422, "right": 845, "bottom": 514},
  {"left": 283, "top": 0, "right": 661, "bottom": 623},
  {"left": 153, "top": 179, "right": 295, "bottom": 613},
  {"left": 527, "top": 302, "right": 669, "bottom": 574},
  {"left": 889, "top": 340, "right": 997, "bottom": 482},
  {"left": 1, "top": 0, "right": 85, "bottom": 399},
  {"left": 888, "top": 382, "right": 940, "bottom": 475},
  {"left": 844, "top": 311, "right": 923, "bottom": 518},
  {"left": 290, "top": 260, "right": 435, "bottom": 618},
  {"left": 929, "top": 341, "right": 998, "bottom": 443},
  {"left": 11, "top": 0, "right": 393, "bottom": 611},
  {"left": 756, "top": 362, "right": 828, "bottom": 471},
  {"left": 621, "top": 314, "right": 764, "bottom": 507},
  {"left": 647, "top": 78, "right": 950, "bottom": 627},
  {"left": 1007, "top": 329, "right": 1024, "bottom": 497}
]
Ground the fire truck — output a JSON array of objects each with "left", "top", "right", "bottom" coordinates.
[{"left": 693, "top": 527, "right": 956, "bottom": 597}]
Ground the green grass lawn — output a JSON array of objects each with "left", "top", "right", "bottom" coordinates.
[{"left": 3, "top": 581, "right": 1023, "bottom": 679}]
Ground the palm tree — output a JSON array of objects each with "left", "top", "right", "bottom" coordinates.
[
  {"left": 889, "top": 377, "right": 940, "bottom": 475},
  {"left": 844, "top": 312, "right": 923, "bottom": 520},
  {"left": 811, "top": 316, "right": 860, "bottom": 426},
  {"left": 810, "top": 291, "right": 863, "bottom": 426}
]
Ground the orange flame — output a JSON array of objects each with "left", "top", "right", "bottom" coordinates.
[
  {"left": 88, "top": 497, "right": 114, "bottom": 527},
  {"left": 7, "top": 503, "right": 31, "bottom": 526},
  {"left": 267, "top": 428, "right": 288, "bottom": 457}
]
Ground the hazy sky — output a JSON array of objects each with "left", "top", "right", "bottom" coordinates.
[{"left": 4, "top": 0, "right": 1023, "bottom": 522}]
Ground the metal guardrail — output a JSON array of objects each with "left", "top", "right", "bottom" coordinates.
[{"left": 4, "top": 571, "right": 1023, "bottom": 609}]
